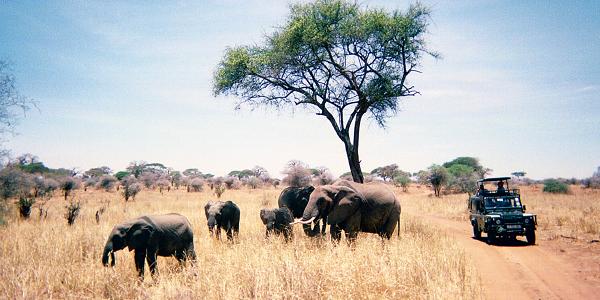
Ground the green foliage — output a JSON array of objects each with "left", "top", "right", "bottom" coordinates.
[
  {"left": 543, "top": 179, "right": 571, "bottom": 194},
  {"left": 214, "top": 0, "right": 435, "bottom": 183},
  {"left": 19, "top": 162, "right": 49, "bottom": 174},
  {"left": 511, "top": 171, "right": 526, "bottom": 178},
  {"left": 446, "top": 164, "right": 478, "bottom": 195},
  {"left": 84, "top": 166, "right": 111, "bottom": 178},
  {"left": 428, "top": 165, "right": 449, "bottom": 197},
  {"left": 371, "top": 164, "right": 409, "bottom": 182},
  {"left": 443, "top": 157, "right": 489, "bottom": 177},
  {"left": 17, "top": 197, "right": 35, "bottom": 219},
  {"left": 114, "top": 171, "right": 130, "bottom": 181},
  {"left": 393, "top": 175, "right": 411, "bottom": 192}
]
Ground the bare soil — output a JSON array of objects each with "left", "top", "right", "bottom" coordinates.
[{"left": 411, "top": 213, "right": 600, "bottom": 299}]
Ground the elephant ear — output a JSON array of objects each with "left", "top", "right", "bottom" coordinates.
[
  {"left": 326, "top": 186, "right": 361, "bottom": 225},
  {"left": 259, "top": 209, "right": 269, "bottom": 224},
  {"left": 125, "top": 222, "right": 154, "bottom": 251}
]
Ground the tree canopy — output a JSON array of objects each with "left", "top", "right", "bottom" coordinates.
[{"left": 214, "top": 0, "right": 436, "bottom": 183}]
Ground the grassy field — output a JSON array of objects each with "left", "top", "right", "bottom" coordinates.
[
  {"left": 0, "top": 187, "right": 482, "bottom": 299},
  {"left": 401, "top": 184, "right": 600, "bottom": 241}
]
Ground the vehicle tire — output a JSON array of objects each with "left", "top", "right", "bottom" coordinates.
[
  {"left": 526, "top": 229, "right": 536, "bottom": 245},
  {"left": 472, "top": 224, "right": 481, "bottom": 239},
  {"left": 487, "top": 232, "right": 496, "bottom": 245}
]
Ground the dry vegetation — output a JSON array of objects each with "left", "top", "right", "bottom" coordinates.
[
  {"left": 401, "top": 184, "right": 600, "bottom": 242},
  {"left": 0, "top": 187, "right": 482, "bottom": 299}
]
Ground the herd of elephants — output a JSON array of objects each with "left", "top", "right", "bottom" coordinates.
[{"left": 101, "top": 180, "right": 402, "bottom": 278}]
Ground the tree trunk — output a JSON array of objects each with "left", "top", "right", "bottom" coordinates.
[{"left": 341, "top": 134, "right": 364, "bottom": 183}]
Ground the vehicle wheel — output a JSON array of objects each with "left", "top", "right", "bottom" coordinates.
[
  {"left": 487, "top": 232, "right": 496, "bottom": 245},
  {"left": 526, "top": 229, "right": 536, "bottom": 245},
  {"left": 472, "top": 224, "right": 481, "bottom": 239}
]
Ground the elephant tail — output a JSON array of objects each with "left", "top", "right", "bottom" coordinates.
[{"left": 397, "top": 218, "right": 400, "bottom": 238}]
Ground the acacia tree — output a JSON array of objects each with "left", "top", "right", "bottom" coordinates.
[
  {"left": 214, "top": 0, "right": 435, "bottom": 183},
  {"left": 1, "top": 61, "right": 35, "bottom": 159}
]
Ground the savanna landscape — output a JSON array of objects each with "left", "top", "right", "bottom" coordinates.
[
  {"left": 1, "top": 0, "right": 599, "bottom": 299},
  {"left": 1, "top": 178, "right": 599, "bottom": 299}
]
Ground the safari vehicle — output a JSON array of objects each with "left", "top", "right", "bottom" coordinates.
[{"left": 468, "top": 177, "right": 537, "bottom": 245}]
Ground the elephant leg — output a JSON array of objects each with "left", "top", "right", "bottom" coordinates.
[
  {"left": 330, "top": 224, "right": 342, "bottom": 242},
  {"left": 134, "top": 249, "right": 147, "bottom": 279},
  {"left": 344, "top": 212, "right": 361, "bottom": 243},
  {"left": 215, "top": 226, "right": 221, "bottom": 240},
  {"left": 321, "top": 217, "right": 327, "bottom": 236},
  {"left": 226, "top": 228, "right": 233, "bottom": 241},
  {"left": 146, "top": 249, "right": 158, "bottom": 277},
  {"left": 380, "top": 214, "right": 400, "bottom": 240}
]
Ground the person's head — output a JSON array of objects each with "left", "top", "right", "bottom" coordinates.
[
  {"left": 479, "top": 184, "right": 484, "bottom": 190},
  {"left": 498, "top": 181, "right": 504, "bottom": 187}
]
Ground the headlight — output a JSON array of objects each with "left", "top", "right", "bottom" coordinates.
[{"left": 495, "top": 219, "right": 501, "bottom": 225}]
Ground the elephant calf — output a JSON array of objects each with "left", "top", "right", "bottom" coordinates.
[
  {"left": 260, "top": 207, "right": 294, "bottom": 242},
  {"left": 204, "top": 200, "right": 240, "bottom": 241},
  {"left": 102, "top": 213, "right": 196, "bottom": 279}
]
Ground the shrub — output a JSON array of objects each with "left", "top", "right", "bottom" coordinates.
[
  {"left": 17, "top": 197, "right": 35, "bottom": 219},
  {"left": 59, "top": 177, "right": 79, "bottom": 200},
  {"left": 224, "top": 176, "right": 242, "bottom": 189},
  {"left": 83, "top": 178, "right": 97, "bottom": 191},
  {"left": 543, "top": 179, "right": 571, "bottom": 194},
  {"left": 156, "top": 178, "right": 170, "bottom": 194},
  {"left": 0, "top": 167, "right": 33, "bottom": 200},
  {"left": 121, "top": 176, "right": 141, "bottom": 201},
  {"left": 97, "top": 175, "right": 117, "bottom": 192},
  {"left": 139, "top": 172, "right": 158, "bottom": 189},
  {"left": 190, "top": 178, "right": 204, "bottom": 192},
  {"left": 428, "top": 165, "right": 449, "bottom": 197},
  {"left": 246, "top": 176, "right": 261, "bottom": 189},
  {"left": 214, "top": 184, "right": 226, "bottom": 198},
  {"left": 64, "top": 200, "right": 81, "bottom": 225},
  {"left": 282, "top": 160, "right": 311, "bottom": 187},
  {"left": 394, "top": 175, "right": 411, "bottom": 192}
]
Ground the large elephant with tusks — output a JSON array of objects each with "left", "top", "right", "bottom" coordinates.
[
  {"left": 292, "top": 180, "right": 401, "bottom": 242},
  {"left": 277, "top": 186, "right": 325, "bottom": 237}
]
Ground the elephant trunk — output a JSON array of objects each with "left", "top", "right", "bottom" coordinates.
[{"left": 102, "top": 241, "right": 115, "bottom": 267}]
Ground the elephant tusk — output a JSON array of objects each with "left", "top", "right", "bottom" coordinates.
[{"left": 290, "top": 216, "right": 316, "bottom": 225}]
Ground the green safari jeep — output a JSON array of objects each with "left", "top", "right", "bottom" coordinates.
[{"left": 468, "top": 177, "right": 537, "bottom": 245}]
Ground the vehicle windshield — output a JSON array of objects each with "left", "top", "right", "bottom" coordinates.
[{"left": 484, "top": 197, "right": 522, "bottom": 209}]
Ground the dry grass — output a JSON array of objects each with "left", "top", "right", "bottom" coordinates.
[
  {"left": 400, "top": 184, "right": 600, "bottom": 241},
  {"left": 0, "top": 187, "right": 481, "bottom": 299}
]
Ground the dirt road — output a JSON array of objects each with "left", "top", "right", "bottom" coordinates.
[{"left": 413, "top": 214, "right": 600, "bottom": 299}]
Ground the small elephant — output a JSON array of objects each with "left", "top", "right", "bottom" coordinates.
[
  {"left": 204, "top": 200, "right": 240, "bottom": 241},
  {"left": 260, "top": 207, "right": 294, "bottom": 242},
  {"left": 101, "top": 213, "right": 196, "bottom": 279},
  {"left": 278, "top": 186, "right": 325, "bottom": 237},
  {"left": 292, "top": 180, "right": 401, "bottom": 242}
]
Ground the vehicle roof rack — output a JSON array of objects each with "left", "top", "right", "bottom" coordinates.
[{"left": 478, "top": 177, "right": 511, "bottom": 183}]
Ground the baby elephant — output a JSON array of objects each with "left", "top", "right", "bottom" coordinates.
[
  {"left": 101, "top": 213, "right": 196, "bottom": 279},
  {"left": 260, "top": 207, "right": 294, "bottom": 242},
  {"left": 204, "top": 200, "right": 240, "bottom": 241}
]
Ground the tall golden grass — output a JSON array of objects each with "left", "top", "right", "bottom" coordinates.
[
  {"left": 400, "top": 184, "right": 600, "bottom": 241},
  {"left": 0, "top": 187, "right": 482, "bottom": 299}
]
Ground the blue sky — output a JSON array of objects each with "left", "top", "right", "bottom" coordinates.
[{"left": 1, "top": 0, "right": 598, "bottom": 179}]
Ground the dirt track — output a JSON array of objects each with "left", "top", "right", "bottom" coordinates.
[{"left": 413, "top": 214, "right": 600, "bottom": 299}]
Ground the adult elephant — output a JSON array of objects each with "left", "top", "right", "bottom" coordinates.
[
  {"left": 204, "top": 200, "right": 240, "bottom": 241},
  {"left": 292, "top": 180, "right": 401, "bottom": 242},
  {"left": 277, "top": 186, "right": 325, "bottom": 237},
  {"left": 101, "top": 213, "right": 196, "bottom": 279}
]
